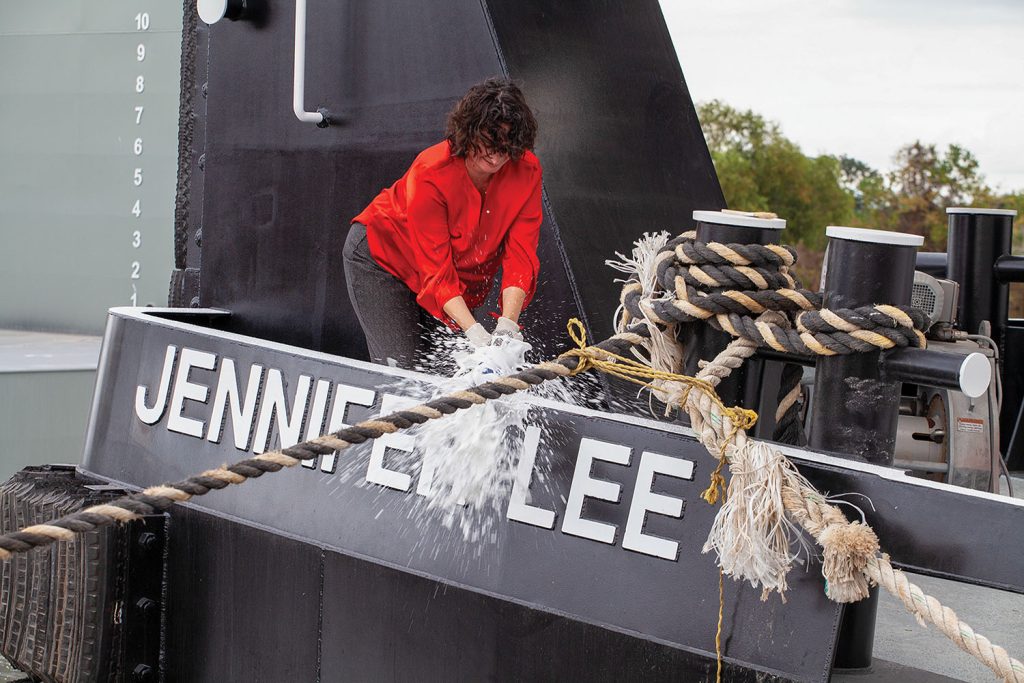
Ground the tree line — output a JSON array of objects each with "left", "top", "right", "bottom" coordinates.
[{"left": 698, "top": 100, "right": 1024, "bottom": 288}]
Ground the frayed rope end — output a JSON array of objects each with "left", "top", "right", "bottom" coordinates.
[{"left": 820, "top": 522, "right": 880, "bottom": 603}]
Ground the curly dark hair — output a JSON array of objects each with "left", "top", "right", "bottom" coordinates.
[{"left": 445, "top": 77, "right": 538, "bottom": 161}]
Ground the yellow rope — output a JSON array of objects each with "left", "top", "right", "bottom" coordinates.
[
  {"left": 559, "top": 319, "right": 757, "bottom": 425},
  {"left": 560, "top": 317, "right": 744, "bottom": 677},
  {"left": 702, "top": 455, "right": 729, "bottom": 506},
  {"left": 559, "top": 318, "right": 757, "bottom": 506},
  {"left": 716, "top": 568, "right": 725, "bottom": 683}
]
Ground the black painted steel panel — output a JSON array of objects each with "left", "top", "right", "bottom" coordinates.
[
  {"left": 197, "top": 0, "right": 582, "bottom": 360},
  {"left": 76, "top": 308, "right": 1024, "bottom": 679},
  {"left": 193, "top": 0, "right": 721, "bottom": 361},
  {"left": 483, "top": 0, "right": 725, "bottom": 340},
  {"left": 164, "top": 507, "right": 322, "bottom": 682},
  {"left": 319, "top": 544, "right": 790, "bottom": 682},
  {"left": 83, "top": 308, "right": 841, "bottom": 682}
]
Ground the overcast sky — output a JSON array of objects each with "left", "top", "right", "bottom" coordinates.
[{"left": 659, "top": 0, "right": 1024, "bottom": 192}]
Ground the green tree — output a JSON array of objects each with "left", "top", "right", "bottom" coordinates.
[
  {"left": 697, "top": 100, "right": 853, "bottom": 250},
  {"left": 697, "top": 101, "right": 1021, "bottom": 289},
  {"left": 879, "top": 142, "right": 992, "bottom": 248}
]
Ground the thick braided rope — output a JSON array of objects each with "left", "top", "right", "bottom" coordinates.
[
  {"left": 624, "top": 281, "right": 926, "bottom": 356},
  {"left": 595, "top": 315, "right": 1021, "bottom": 682},
  {"left": 711, "top": 307, "right": 926, "bottom": 355},
  {"left": 773, "top": 363, "right": 806, "bottom": 446},
  {"left": 625, "top": 233, "right": 814, "bottom": 451},
  {"left": 778, "top": 479, "right": 1024, "bottom": 682},
  {"left": 0, "top": 325, "right": 655, "bottom": 560},
  {"left": 683, "top": 338, "right": 1023, "bottom": 681},
  {"left": 642, "top": 232, "right": 814, "bottom": 447},
  {"left": 867, "top": 555, "right": 1024, "bottom": 682},
  {"left": 0, "top": 316, "right": 1017, "bottom": 680},
  {"left": 622, "top": 232, "right": 929, "bottom": 356}
]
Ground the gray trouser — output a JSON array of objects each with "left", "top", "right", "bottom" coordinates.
[{"left": 343, "top": 223, "right": 433, "bottom": 367}]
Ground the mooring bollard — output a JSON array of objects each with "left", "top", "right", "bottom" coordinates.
[
  {"left": 810, "top": 226, "right": 922, "bottom": 672},
  {"left": 947, "top": 208, "right": 1020, "bottom": 355},
  {"left": 683, "top": 210, "right": 787, "bottom": 407},
  {"left": 809, "top": 227, "right": 922, "bottom": 464}
]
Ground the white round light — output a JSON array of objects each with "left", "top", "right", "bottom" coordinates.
[
  {"left": 198, "top": 0, "right": 229, "bottom": 24},
  {"left": 958, "top": 352, "right": 991, "bottom": 399}
]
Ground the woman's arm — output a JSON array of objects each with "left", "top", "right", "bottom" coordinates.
[
  {"left": 444, "top": 295, "right": 492, "bottom": 346},
  {"left": 442, "top": 296, "right": 478, "bottom": 331},
  {"left": 500, "top": 286, "right": 526, "bottom": 323},
  {"left": 498, "top": 170, "right": 542, "bottom": 314},
  {"left": 406, "top": 177, "right": 465, "bottom": 321}
]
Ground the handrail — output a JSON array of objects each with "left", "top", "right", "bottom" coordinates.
[{"left": 293, "top": 0, "right": 329, "bottom": 126}]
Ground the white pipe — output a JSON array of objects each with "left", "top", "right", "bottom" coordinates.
[{"left": 293, "top": 0, "right": 324, "bottom": 124}]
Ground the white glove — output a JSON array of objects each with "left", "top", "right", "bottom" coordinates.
[
  {"left": 492, "top": 316, "right": 523, "bottom": 341},
  {"left": 465, "top": 322, "right": 492, "bottom": 348}
]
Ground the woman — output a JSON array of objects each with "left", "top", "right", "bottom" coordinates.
[{"left": 344, "top": 78, "right": 542, "bottom": 367}]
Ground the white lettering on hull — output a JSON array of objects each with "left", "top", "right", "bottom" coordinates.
[
  {"left": 134, "top": 344, "right": 695, "bottom": 561},
  {"left": 622, "top": 452, "right": 694, "bottom": 560},
  {"left": 366, "top": 394, "right": 417, "bottom": 491},
  {"left": 253, "top": 369, "right": 313, "bottom": 453},
  {"left": 166, "top": 348, "right": 217, "bottom": 438},
  {"left": 506, "top": 426, "right": 556, "bottom": 529},
  {"left": 300, "top": 379, "right": 333, "bottom": 468},
  {"left": 135, "top": 344, "right": 177, "bottom": 424},
  {"left": 316, "top": 383, "right": 375, "bottom": 474},
  {"left": 206, "top": 359, "right": 264, "bottom": 451},
  {"left": 562, "top": 438, "right": 631, "bottom": 544}
]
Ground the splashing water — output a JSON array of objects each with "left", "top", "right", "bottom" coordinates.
[
  {"left": 414, "top": 337, "right": 545, "bottom": 538},
  {"left": 390, "top": 333, "right": 581, "bottom": 542}
]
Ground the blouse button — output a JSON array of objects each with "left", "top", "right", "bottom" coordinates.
[{"left": 486, "top": 210, "right": 491, "bottom": 214}]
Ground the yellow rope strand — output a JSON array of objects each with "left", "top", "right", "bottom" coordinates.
[
  {"left": 717, "top": 568, "right": 725, "bottom": 683},
  {"left": 558, "top": 318, "right": 756, "bottom": 506},
  {"left": 558, "top": 319, "right": 757, "bottom": 428}
]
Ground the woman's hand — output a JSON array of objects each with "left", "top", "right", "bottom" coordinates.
[
  {"left": 443, "top": 296, "right": 493, "bottom": 347},
  {"left": 493, "top": 316, "right": 523, "bottom": 342},
  {"left": 465, "top": 323, "right": 492, "bottom": 347}
]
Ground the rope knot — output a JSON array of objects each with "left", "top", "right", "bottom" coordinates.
[
  {"left": 701, "top": 468, "right": 728, "bottom": 506},
  {"left": 819, "top": 522, "right": 880, "bottom": 603},
  {"left": 559, "top": 317, "right": 601, "bottom": 376}
]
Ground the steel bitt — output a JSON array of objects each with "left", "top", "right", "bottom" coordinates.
[
  {"left": 810, "top": 226, "right": 923, "bottom": 673},
  {"left": 882, "top": 347, "right": 990, "bottom": 399},
  {"left": 683, "top": 210, "right": 786, "bottom": 408},
  {"left": 809, "top": 226, "right": 923, "bottom": 464},
  {"left": 946, "top": 207, "right": 1018, "bottom": 349}
]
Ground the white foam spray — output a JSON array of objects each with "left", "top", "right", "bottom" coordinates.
[
  {"left": 332, "top": 325, "right": 613, "bottom": 559},
  {"left": 405, "top": 335, "right": 574, "bottom": 542}
]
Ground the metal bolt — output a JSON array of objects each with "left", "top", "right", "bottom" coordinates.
[
  {"left": 132, "top": 664, "right": 153, "bottom": 682},
  {"left": 137, "top": 532, "right": 157, "bottom": 552}
]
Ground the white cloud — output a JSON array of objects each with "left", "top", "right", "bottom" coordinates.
[{"left": 659, "top": 0, "right": 1024, "bottom": 190}]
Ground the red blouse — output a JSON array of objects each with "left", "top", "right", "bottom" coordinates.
[{"left": 352, "top": 141, "right": 542, "bottom": 322}]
